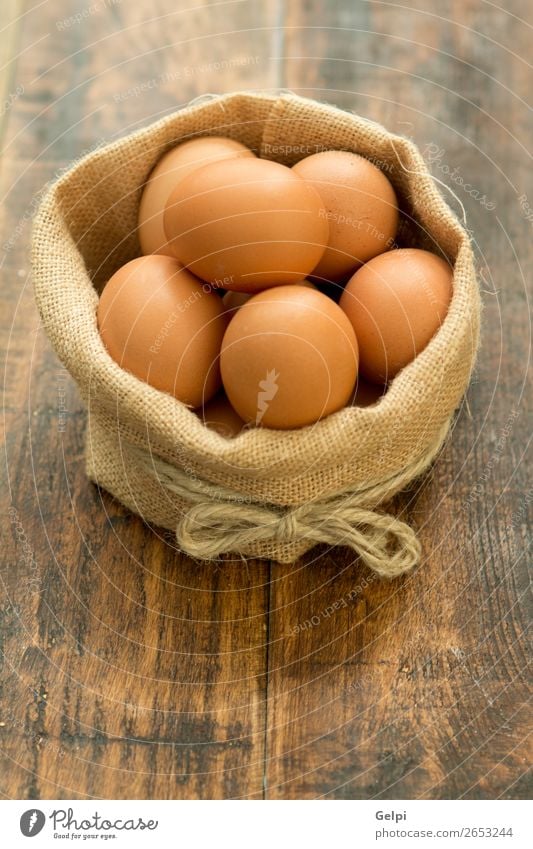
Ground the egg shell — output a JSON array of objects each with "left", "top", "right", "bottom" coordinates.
[
  {"left": 221, "top": 279, "right": 317, "bottom": 316},
  {"left": 164, "top": 157, "right": 329, "bottom": 292},
  {"left": 197, "top": 391, "right": 246, "bottom": 438},
  {"left": 97, "top": 255, "right": 227, "bottom": 407},
  {"left": 138, "top": 137, "right": 255, "bottom": 256},
  {"left": 293, "top": 150, "right": 399, "bottom": 281},
  {"left": 339, "top": 248, "right": 453, "bottom": 384},
  {"left": 220, "top": 285, "right": 359, "bottom": 429}
]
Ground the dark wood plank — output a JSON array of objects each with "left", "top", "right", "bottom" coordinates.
[
  {"left": 0, "top": 0, "right": 282, "bottom": 800},
  {"left": 263, "top": 0, "right": 532, "bottom": 799}
]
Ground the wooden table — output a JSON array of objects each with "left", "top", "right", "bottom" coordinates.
[{"left": 1, "top": 0, "right": 531, "bottom": 800}]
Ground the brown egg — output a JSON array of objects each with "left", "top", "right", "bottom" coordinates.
[
  {"left": 138, "top": 137, "right": 255, "bottom": 256},
  {"left": 351, "top": 378, "right": 387, "bottom": 407},
  {"left": 220, "top": 286, "right": 358, "bottom": 429},
  {"left": 340, "top": 248, "right": 453, "bottom": 384},
  {"left": 293, "top": 150, "right": 398, "bottom": 281},
  {"left": 97, "top": 255, "right": 226, "bottom": 406},
  {"left": 197, "top": 392, "right": 245, "bottom": 438},
  {"left": 221, "top": 279, "right": 317, "bottom": 316},
  {"left": 164, "top": 158, "right": 329, "bottom": 292}
]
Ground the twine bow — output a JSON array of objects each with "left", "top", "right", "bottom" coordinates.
[
  {"left": 137, "top": 425, "right": 449, "bottom": 578},
  {"left": 177, "top": 494, "right": 420, "bottom": 578}
]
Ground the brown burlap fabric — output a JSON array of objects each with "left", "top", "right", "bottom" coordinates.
[{"left": 32, "top": 92, "right": 480, "bottom": 574}]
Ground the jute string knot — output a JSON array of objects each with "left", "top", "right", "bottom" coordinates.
[
  {"left": 137, "top": 423, "right": 449, "bottom": 578},
  {"left": 178, "top": 497, "right": 420, "bottom": 578}
]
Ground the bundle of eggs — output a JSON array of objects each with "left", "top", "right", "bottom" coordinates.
[{"left": 98, "top": 136, "right": 453, "bottom": 435}]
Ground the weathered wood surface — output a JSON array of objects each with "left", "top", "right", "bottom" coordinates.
[{"left": 0, "top": 0, "right": 531, "bottom": 799}]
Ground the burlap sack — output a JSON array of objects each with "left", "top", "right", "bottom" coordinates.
[{"left": 32, "top": 92, "right": 480, "bottom": 576}]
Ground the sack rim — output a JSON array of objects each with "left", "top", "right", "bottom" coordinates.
[{"left": 32, "top": 91, "right": 480, "bottom": 482}]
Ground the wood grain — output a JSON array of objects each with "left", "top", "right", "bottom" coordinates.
[
  {"left": 1, "top": 0, "right": 531, "bottom": 800},
  {"left": 264, "top": 0, "right": 532, "bottom": 800},
  {"left": 0, "top": 0, "right": 281, "bottom": 801}
]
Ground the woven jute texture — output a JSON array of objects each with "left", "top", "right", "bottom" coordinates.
[{"left": 32, "top": 92, "right": 480, "bottom": 573}]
